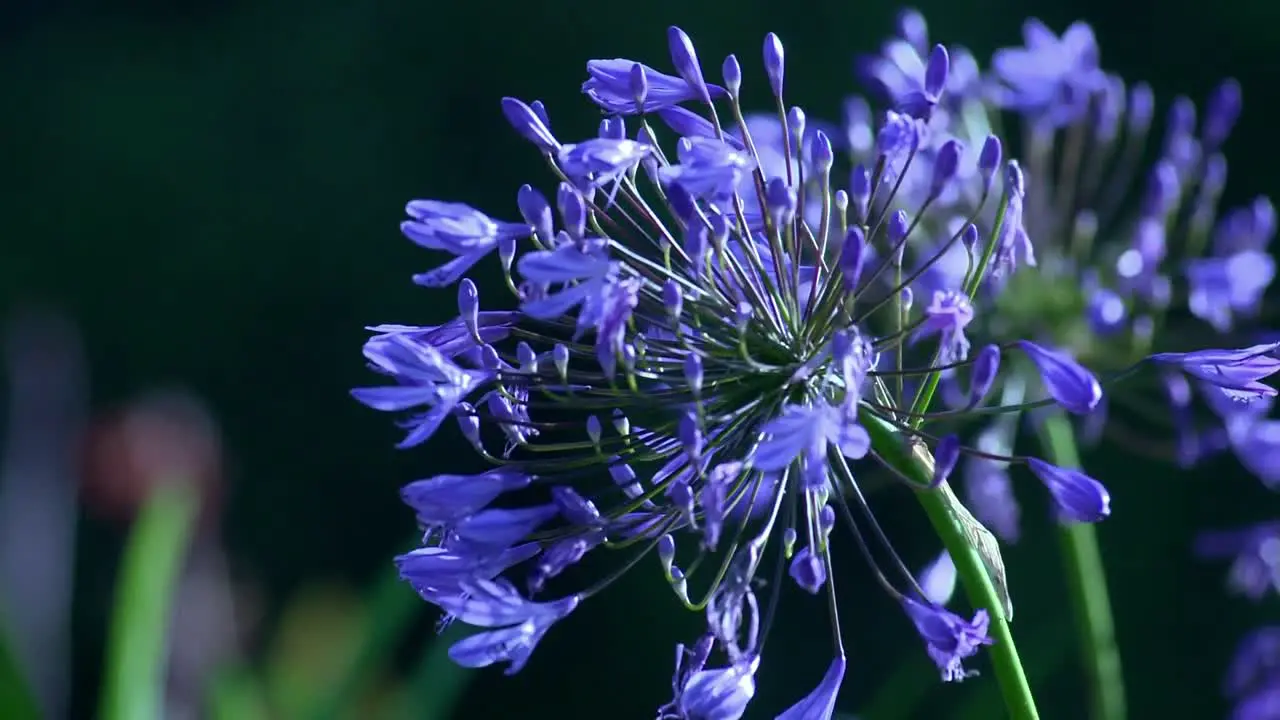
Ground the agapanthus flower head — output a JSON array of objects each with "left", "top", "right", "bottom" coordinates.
[
  {"left": 353, "top": 14, "right": 1264, "bottom": 717},
  {"left": 853, "top": 8, "right": 1280, "bottom": 494}
]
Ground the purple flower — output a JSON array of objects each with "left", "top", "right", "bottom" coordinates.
[
  {"left": 965, "top": 457, "right": 1021, "bottom": 543},
  {"left": 1026, "top": 458, "right": 1111, "bottom": 523},
  {"left": 501, "top": 97, "right": 559, "bottom": 152},
  {"left": 876, "top": 110, "right": 923, "bottom": 185},
  {"left": 919, "top": 551, "right": 958, "bottom": 605},
  {"left": 762, "top": 33, "right": 785, "bottom": 98},
  {"left": 658, "top": 107, "right": 745, "bottom": 147},
  {"left": 583, "top": 59, "right": 725, "bottom": 115},
  {"left": 396, "top": 543, "right": 540, "bottom": 595},
  {"left": 365, "top": 313, "right": 517, "bottom": 363},
  {"left": 1186, "top": 250, "right": 1275, "bottom": 332},
  {"left": 557, "top": 138, "right": 651, "bottom": 189},
  {"left": 590, "top": 277, "right": 641, "bottom": 372},
  {"left": 432, "top": 579, "right": 579, "bottom": 674},
  {"left": 931, "top": 435, "right": 961, "bottom": 488},
  {"left": 992, "top": 19, "right": 1107, "bottom": 125},
  {"left": 968, "top": 345, "right": 1001, "bottom": 406},
  {"left": 1226, "top": 417, "right": 1280, "bottom": 489},
  {"left": 993, "top": 162, "right": 1035, "bottom": 277},
  {"left": 450, "top": 504, "right": 560, "bottom": 551},
  {"left": 659, "top": 137, "right": 757, "bottom": 201},
  {"left": 517, "top": 241, "right": 620, "bottom": 324},
  {"left": 1223, "top": 627, "right": 1280, "bottom": 720},
  {"left": 1214, "top": 198, "right": 1277, "bottom": 256},
  {"left": 400, "top": 469, "right": 532, "bottom": 526},
  {"left": 727, "top": 116, "right": 842, "bottom": 236},
  {"left": 1225, "top": 627, "right": 1280, "bottom": 697},
  {"left": 913, "top": 290, "right": 974, "bottom": 363},
  {"left": 1149, "top": 342, "right": 1280, "bottom": 402},
  {"left": 900, "top": 44, "right": 950, "bottom": 120},
  {"left": 676, "top": 660, "right": 757, "bottom": 720},
  {"left": 788, "top": 546, "right": 827, "bottom": 593},
  {"left": 901, "top": 596, "right": 993, "bottom": 682},
  {"left": 699, "top": 461, "right": 742, "bottom": 552},
  {"left": 862, "top": 41, "right": 950, "bottom": 120},
  {"left": 667, "top": 26, "right": 712, "bottom": 104},
  {"left": 351, "top": 333, "right": 491, "bottom": 448},
  {"left": 1233, "top": 687, "right": 1280, "bottom": 720},
  {"left": 353, "top": 16, "right": 1272, "bottom": 710},
  {"left": 1197, "top": 522, "right": 1280, "bottom": 600},
  {"left": 400, "top": 201, "right": 534, "bottom": 288},
  {"left": 1086, "top": 287, "right": 1128, "bottom": 336},
  {"left": 776, "top": 656, "right": 845, "bottom": 720},
  {"left": 529, "top": 537, "right": 597, "bottom": 594},
  {"left": 753, "top": 400, "right": 870, "bottom": 489},
  {"left": 661, "top": 637, "right": 759, "bottom": 720},
  {"left": 1017, "top": 341, "right": 1103, "bottom": 414}
]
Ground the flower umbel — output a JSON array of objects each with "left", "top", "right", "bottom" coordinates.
[{"left": 355, "top": 13, "right": 1270, "bottom": 718}]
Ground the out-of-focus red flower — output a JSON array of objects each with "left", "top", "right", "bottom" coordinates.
[{"left": 80, "top": 391, "right": 223, "bottom": 524}]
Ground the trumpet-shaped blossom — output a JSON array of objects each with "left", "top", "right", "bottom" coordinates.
[
  {"left": 584, "top": 59, "right": 727, "bottom": 115},
  {"left": 901, "top": 597, "right": 993, "bottom": 682},
  {"left": 1149, "top": 343, "right": 1280, "bottom": 402}
]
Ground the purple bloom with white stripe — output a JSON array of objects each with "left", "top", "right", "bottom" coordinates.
[
  {"left": 583, "top": 59, "right": 727, "bottom": 116},
  {"left": 401, "top": 201, "right": 534, "bottom": 288}
]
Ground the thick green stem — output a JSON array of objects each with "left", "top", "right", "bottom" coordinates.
[
  {"left": 100, "top": 482, "right": 199, "bottom": 720},
  {"left": 1037, "top": 413, "right": 1127, "bottom": 720},
  {"left": 306, "top": 560, "right": 420, "bottom": 720},
  {"left": 0, "top": 619, "right": 39, "bottom": 720},
  {"left": 862, "top": 410, "right": 1039, "bottom": 720}
]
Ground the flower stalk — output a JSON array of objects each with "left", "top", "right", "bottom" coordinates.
[
  {"left": 1037, "top": 411, "right": 1126, "bottom": 720},
  {"left": 860, "top": 410, "right": 1039, "bottom": 720}
]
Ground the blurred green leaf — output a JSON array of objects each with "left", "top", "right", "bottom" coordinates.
[
  {"left": 957, "top": 618, "right": 1073, "bottom": 720},
  {"left": 860, "top": 651, "right": 936, "bottom": 720},
  {"left": 385, "top": 621, "right": 472, "bottom": 720},
  {"left": 207, "top": 666, "right": 271, "bottom": 720},
  {"left": 305, "top": 560, "right": 421, "bottom": 720},
  {"left": 98, "top": 482, "right": 199, "bottom": 720},
  {"left": 0, "top": 622, "right": 39, "bottom": 720}
]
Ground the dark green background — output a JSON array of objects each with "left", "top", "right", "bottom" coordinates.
[{"left": 2, "top": 0, "right": 1277, "bottom": 717}]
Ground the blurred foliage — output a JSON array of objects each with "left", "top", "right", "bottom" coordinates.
[
  {"left": 99, "top": 483, "right": 198, "bottom": 720},
  {"left": 0, "top": 626, "right": 39, "bottom": 720},
  {"left": 0, "top": 0, "right": 1276, "bottom": 717}
]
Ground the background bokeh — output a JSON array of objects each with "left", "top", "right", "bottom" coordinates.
[{"left": 0, "top": 0, "right": 1277, "bottom": 718}]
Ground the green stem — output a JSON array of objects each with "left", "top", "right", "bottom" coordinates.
[
  {"left": 385, "top": 621, "right": 473, "bottom": 720},
  {"left": 957, "top": 616, "right": 1074, "bottom": 720},
  {"left": 99, "top": 482, "right": 199, "bottom": 720},
  {"left": 1036, "top": 413, "right": 1127, "bottom": 720},
  {"left": 305, "top": 560, "right": 421, "bottom": 720},
  {"left": 0, "top": 619, "right": 39, "bottom": 720},
  {"left": 908, "top": 194, "right": 1009, "bottom": 423},
  {"left": 861, "top": 410, "right": 1039, "bottom": 720}
]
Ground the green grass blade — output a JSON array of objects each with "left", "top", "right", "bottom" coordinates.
[
  {"left": 1037, "top": 412, "right": 1127, "bottom": 720},
  {"left": 383, "top": 621, "right": 472, "bottom": 720},
  {"left": 98, "top": 482, "right": 199, "bottom": 720},
  {"left": 207, "top": 665, "right": 271, "bottom": 720},
  {"left": 0, "top": 621, "right": 39, "bottom": 720},
  {"left": 305, "top": 561, "right": 421, "bottom": 720}
]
